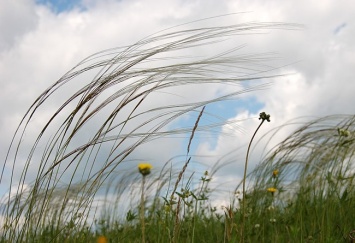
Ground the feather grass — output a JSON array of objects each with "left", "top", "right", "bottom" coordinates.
[{"left": 0, "top": 17, "right": 301, "bottom": 242}]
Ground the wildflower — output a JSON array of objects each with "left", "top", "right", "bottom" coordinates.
[
  {"left": 267, "top": 205, "right": 275, "bottom": 211},
  {"left": 138, "top": 163, "right": 152, "bottom": 242},
  {"left": 164, "top": 205, "right": 171, "bottom": 212},
  {"left": 138, "top": 163, "right": 152, "bottom": 176},
  {"left": 267, "top": 187, "right": 277, "bottom": 196},
  {"left": 259, "top": 112, "right": 271, "bottom": 122},
  {"left": 337, "top": 128, "right": 351, "bottom": 137},
  {"left": 97, "top": 236, "right": 107, "bottom": 243},
  {"left": 267, "top": 187, "right": 277, "bottom": 193},
  {"left": 272, "top": 169, "right": 279, "bottom": 178},
  {"left": 270, "top": 218, "right": 276, "bottom": 223}
]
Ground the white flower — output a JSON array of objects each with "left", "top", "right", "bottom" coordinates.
[{"left": 267, "top": 205, "right": 275, "bottom": 211}]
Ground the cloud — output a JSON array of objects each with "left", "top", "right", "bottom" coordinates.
[
  {"left": 0, "top": 0, "right": 39, "bottom": 52},
  {"left": 191, "top": 0, "right": 355, "bottom": 192}
]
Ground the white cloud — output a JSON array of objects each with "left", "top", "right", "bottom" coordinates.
[{"left": 0, "top": 0, "right": 38, "bottom": 51}]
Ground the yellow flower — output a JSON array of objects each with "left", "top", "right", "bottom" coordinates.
[
  {"left": 267, "top": 187, "right": 277, "bottom": 194},
  {"left": 272, "top": 169, "right": 279, "bottom": 178},
  {"left": 138, "top": 163, "right": 153, "bottom": 176},
  {"left": 97, "top": 236, "right": 107, "bottom": 243}
]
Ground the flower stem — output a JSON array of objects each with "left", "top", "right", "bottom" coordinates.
[
  {"left": 241, "top": 112, "right": 270, "bottom": 242},
  {"left": 141, "top": 175, "right": 146, "bottom": 243}
]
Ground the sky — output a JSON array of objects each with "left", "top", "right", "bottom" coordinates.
[{"left": 0, "top": 0, "right": 355, "bottom": 211}]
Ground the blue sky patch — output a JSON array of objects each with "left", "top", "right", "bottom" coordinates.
[
  {"left": 177, "top": 98, "right": 264, "bottom": 154},
  {"left": 36, "top": 0, "right": 84, "bottom": 13}
]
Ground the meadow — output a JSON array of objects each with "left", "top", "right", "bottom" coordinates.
[{"left": 0, "top": 18, "right": 354, "bottom": 242}]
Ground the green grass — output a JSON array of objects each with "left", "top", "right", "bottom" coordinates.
[
  {"left": 2, "top": 115, "right": 354, "bottom": 243},
  {"left": 1, "top": 18, "right": 354, "bottom": 242}
]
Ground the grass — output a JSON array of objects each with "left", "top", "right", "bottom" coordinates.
[
  {"left": 1, "top": 17, "right": 354, "bottom": 242},
  {"left": 4, "top": 112, "right": 355, "bottom": 243}
]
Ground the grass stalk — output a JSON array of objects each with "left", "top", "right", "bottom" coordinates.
[{"left": 0, "top": 17, "right": 305, "bottom": 242}]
